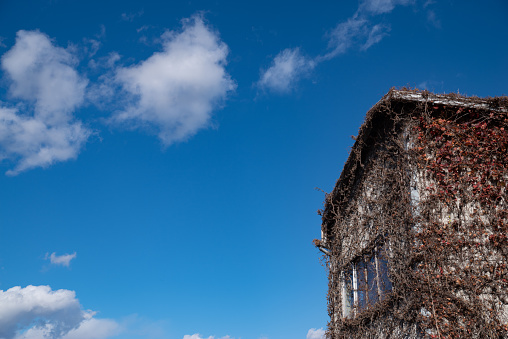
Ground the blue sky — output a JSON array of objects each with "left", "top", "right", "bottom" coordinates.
[{"left": 0, "top": 0, "right": 506, "bottom": 338}]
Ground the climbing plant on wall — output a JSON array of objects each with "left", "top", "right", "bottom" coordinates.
[{"left": 317, "top": 89, "right": 508, "bottom": 339}]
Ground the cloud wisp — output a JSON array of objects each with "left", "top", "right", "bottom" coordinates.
[
  {"left": 257, "top": 48, "right": 314, "bottom": 93},
  {"left": 121, "top": 10, "right": 144, "bottom": 22},
  {"left": 183, "top": 335, "right": 233, "bottom": 339},
  {"left": 0, "top": 30, "right": 90, "bottom": 175},
  {"left": 0, "top": 285, "right": 120, "bottom": 339},
  {"left": 259, "top": 0, "right": 413, "bottom": 93},
  {"left": 359, "top": 0, "right": 413, "bottom": 15},
  {"left": 113, "top": 15, "right": 236, "bottom": 146},
  {"left": 320, "top": 0, "right": 410, "bottom": 60},
  {"left": 45, "top": 252, "right": 77, "bottom": 267},
  {"left": 306, "top": 328, "right": 325, "bottom": 339}
]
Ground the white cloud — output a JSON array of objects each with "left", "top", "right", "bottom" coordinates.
[
  {"left": 423, "top": 0, "right": 435, "bottom": 8},
  {"left": 361, "top": 23, "right": 391, "bottom": 50},
  {"left": 15, "top": 313, "right": 120, "bottom": 339},
  {"left": 321, "top": 17, "right": 368, "bottom": 60},
  {"left": 0, "top": 30, "right": 91, "bottom": 175},
  {"left": 258, "top": 48, "right": 314, "bottom": 93},
  {"left": 360, "top": 0, "right": 412, "bottom": 15},
  {"left": 46, "top": 252, "right": 77, "bottom": 267},
  {"left": 261, "top": 0, "right": 413, "bottom": 91},
  {"left": 121, "top": 11, "right": 144, "bottom": 22},
  {"left": 306, "top": 328, "right": 326, "bottom": 339},
  {"left": 320, "top": 17, "right": 390, "bottom": 60},
  {"left": 61, "top": 314, "right": 119, "bottom": 339},
  {"left": 84, "top": 38, "right": 101, "bottom": 58},
  {"left": 418, "top": 81, "right": 428, "bottom": 90},
  {"left": 83, "top": 25, "right": 106, "bottom": 58},
  {"left": 89, "top": 52, "right": 121, "bottom": 70},
  {"left": 426, "top": 9, "right": 441, "bottom": 28},
  {"left": 0, "top": 285, "right": 81, "bottom": 339},
  {"left": 323, "top": 2, "right": 401, "bottom": 60},
  {"left": 113, "top": 15, "right": 235, "bottom": 146},
  {"left": 0, "top": 106, "right": 90, "bottom": 175},
  {"left": 417, "top": 80, "right": 444, "bottom": 91},
  {"left": 0, "top": 285, "right": 120, "bottom": 339},
  {"left": 1, "top": 30, "right": 88, "bottom": 124},
  {"left": 183, "top": 335, "right": 232, "bottom": 339}
]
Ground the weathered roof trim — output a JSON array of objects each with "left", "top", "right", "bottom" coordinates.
[{"left": 392, "top": 90, "right": 508, "bottom": 112}]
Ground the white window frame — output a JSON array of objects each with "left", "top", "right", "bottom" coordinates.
[{"left": 341, "top": 246, "right": 392, "bottom": 318}]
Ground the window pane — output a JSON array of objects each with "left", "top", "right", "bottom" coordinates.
[
  {"left": 357, "top": 260, "right": 368, "bottom": 310},
  {"left": 367, "top": 256, "right": 379, "bottom": 304},
  {"left": 342, "top": 268, "right": 354, "bottom": 318},
  {"left": 377, "top": 248, "right": 392, "bottom": 299},
  {"left": 341, "top": 246, "right": 393, "bottom": 318}
]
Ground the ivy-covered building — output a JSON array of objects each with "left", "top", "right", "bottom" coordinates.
[{"left": 315, "top": 89, "right": 508, "bottom": 338}]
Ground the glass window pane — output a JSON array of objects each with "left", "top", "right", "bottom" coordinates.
[
  {"left": 342, "top": 268, "right": 354, "bottom": 318},
  {"left": 377, "top": 248, "right": 392, "bottom": 299},
  {"left": 357, "top": 260, "right": 367, "bottom": 310},
  {"left": 341, "top": 246, "right": 393, "bottom": 318},
  {"left": 367, "top": 256, "right": 379, "bottom": 304}
]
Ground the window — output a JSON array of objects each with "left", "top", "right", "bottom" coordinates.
[{"left": 341, "top": 245, "right": 392, "bottom": 318}]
